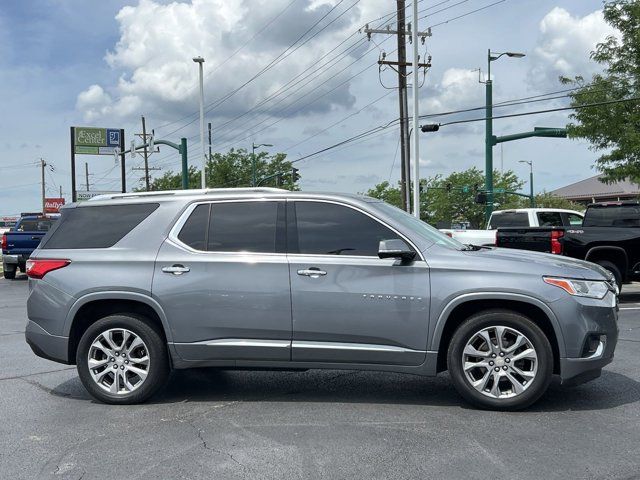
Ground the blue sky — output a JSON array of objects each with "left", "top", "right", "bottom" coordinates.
[{"left": 0, "top": 0, "right": 615, "bottom": 216}]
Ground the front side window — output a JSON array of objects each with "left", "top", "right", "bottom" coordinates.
[
  {"left": 567, "top": 213, "right": 584, "bottom": 226},
  {"left": 293, "top": 201, "right": 407, "bottom": 256}
]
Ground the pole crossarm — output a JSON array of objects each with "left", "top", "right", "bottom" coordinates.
[{"left": 492, "top": 127, "right": 567, "bottom": 145}]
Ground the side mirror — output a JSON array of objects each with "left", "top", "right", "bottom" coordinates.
[{"left": 378, "top": 239, "right": 416, "bottom": 261}]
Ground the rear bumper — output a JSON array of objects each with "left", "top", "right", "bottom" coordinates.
[
  {"left": 25, "top": 320, "right": 70, "bottom": 364},
  {"left": 2, "top": 254, "right": 25, "bottom": 266}
]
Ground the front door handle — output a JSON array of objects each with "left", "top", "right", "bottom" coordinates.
[
  {"left": 297, "top": 268, "right": 327, "bottom": 278},
  {"left": 162, "top": 264, "right": 190, "bottom": 275}
]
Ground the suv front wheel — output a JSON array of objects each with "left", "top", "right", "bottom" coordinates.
[
  {"left": 76, "top": 314, "right": 169, "bottom": 404},
  {"left": 447, "top": 310, "right": 553, "bottom": 410}
]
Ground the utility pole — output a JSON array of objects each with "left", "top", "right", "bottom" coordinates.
[
  {"left": 193, "top": 56, "right": 206, "bottom": 189},
  {"left": 142, "top": 116, "right": 150, "bottom": 191},
  {"left": 40, "top": 158, "right": 46, "bottom": 214},
  {"left": 134, "top": 116, "right": 153, "bottom": 191},
  {"left": 411, "top": 0, "right": 420, "bottom": 218},
  {"left": 208, "top": 122, "right": 212, "bottom": 160},
  {"left": 397, "top": 0, "right": 410, "bottom": 212},
  {"left": 364, "top": 10, "right": 431, "bottom": 214},
  {"left": 59, "top": 185, "right": 62, "bottom": 198}
]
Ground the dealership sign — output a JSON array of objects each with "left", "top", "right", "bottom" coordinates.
[
  {"left": 44, "top": 197, "right": 65, "bottom": 213},
  {"left": 76, "top": 191, "right": 119, "bottom": 201},
  {"left": 74, "top": 127, "right": 121, "bottom": 155}
]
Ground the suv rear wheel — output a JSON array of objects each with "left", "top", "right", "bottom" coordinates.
[
  {"left": 447, "top": 310, "right": 553, "bottom": 410},
  {"left": 76, "top": 314, "right": 169, "bottom": 404}
]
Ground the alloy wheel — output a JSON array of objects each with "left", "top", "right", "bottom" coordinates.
[
  {"left": 462, "top": 325, "right": 538, "bottom": 399},
  {"left": 87, "top": 328, "right": 150, "bottom": 395}
]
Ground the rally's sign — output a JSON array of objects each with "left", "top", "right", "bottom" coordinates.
[
  {"left": 44, "top": 197, "right": 65, "bottom": 213},
  {"left": 73, "top": 127, "right": 121, "bottom": 155}
]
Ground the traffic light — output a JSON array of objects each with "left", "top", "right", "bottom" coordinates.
[
  {"left": 291, "top": 167, "right": 300, "bottom": 183},
  {"left": 421, "top": 124, "right": 440, "bottom": 132},
  {"left": 475, "top": 192, "right": 487, "bottom": 204},
  {"left": 445, "top": 182, "right": 452, "bottom": 192}
]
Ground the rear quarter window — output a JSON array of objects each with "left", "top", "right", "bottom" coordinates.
[
  {"left": 488, "top": 212, "right": 529, "bottom": 229},
  {"left": 41, "top": 203, "right": 159, "bottom": 249}
]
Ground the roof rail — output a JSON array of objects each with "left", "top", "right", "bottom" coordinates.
[{"left": 86, "top": 187, "right": 286, "bottom": 202}]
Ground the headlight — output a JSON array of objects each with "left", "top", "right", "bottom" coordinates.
[{"left": 543, "top": 277, "right": 609, "bottom": 299}]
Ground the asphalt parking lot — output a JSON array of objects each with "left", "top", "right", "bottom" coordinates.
[{"left": 1, "top": 276, "right": 640, "bottom": 480}]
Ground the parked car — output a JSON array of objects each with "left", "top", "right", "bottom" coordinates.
[
  {"left": 2, "top": 215, "right": 56, "bottom": 279},
  {"left": 441, "top": 208, "right": 584, "bottom": 246},
  {"left": 25, "top": 189, "right": 617, "bottom": 410},
  {"left": 496, "top": 201, "right": 640, "bottom": 289}
]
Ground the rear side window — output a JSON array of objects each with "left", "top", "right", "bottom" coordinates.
[
  {"left": 208, "top": 202, "right": 278, "bottom": 252},
  {"left": 292, "top": 201, "right": 406, "bottom": 256},
  {"left": 488, "top": 212, "right": 528, "bottom": 229},
  {"left": 41, "top": 203, "right": 159, "bottom": 249},
  {"left": 567, "top": 213, "right": 583, "bottom": 226},
  {"left": 537, "top": 212, "right": 563, "bottom": 227},
  {"left": 175, "top": 201, "right": 282, "bottom": 253}
]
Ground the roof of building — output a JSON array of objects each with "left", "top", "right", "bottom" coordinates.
[{"left": 551, "top": 174, "right": 640, "bottom": 200}]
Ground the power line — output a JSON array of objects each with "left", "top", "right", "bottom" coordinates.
[
  {"left": 437, "top": 96, "right": 640, "bottom": 127},
  {"left": 428, "top": 0, "right": 507, "bottom": 28}
]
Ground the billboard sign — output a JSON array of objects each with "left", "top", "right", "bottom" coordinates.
[
  {"left": 44, "top": 197, "right": 65, "bottom": 213},
  {"left": 74, "top": 127, "right": 121, "bottom": 155},
  {"left": 76, "top": 191, "right": 119, "bottom": 201}
]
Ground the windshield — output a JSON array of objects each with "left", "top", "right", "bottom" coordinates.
[{"left": 374, "top": 201, "right": 466, "bottom": 250}]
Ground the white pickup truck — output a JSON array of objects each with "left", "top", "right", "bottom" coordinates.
[{"left": 440, "top": 208, "right": 584, "bottom": 246}]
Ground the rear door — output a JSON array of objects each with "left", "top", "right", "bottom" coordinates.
[
  {"left": 153, "top": 199, "right": 292, "bottom": 362},
  {"left": 287, "top": 200, "right": 430, "bottom": 366}
]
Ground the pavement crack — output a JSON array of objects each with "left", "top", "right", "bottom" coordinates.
[
  {"left": 0, "top": 366, "right": 75, "bottom": 382},
  {"left": 186, "top": 419, "right": 249, "bottom": 476}
]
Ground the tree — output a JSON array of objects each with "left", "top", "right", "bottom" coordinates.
[
  {"left": 561, "top": 0, "right": 640, "bottom": 183},
  {"left": 365, "top": 167, "right": 525, "bottom": 228},
  {"left": 533, "top": 191, "right": 584, "bottom": 211},
  {"left": 144, "top": 148, "right": 300, "bottom": 191}
]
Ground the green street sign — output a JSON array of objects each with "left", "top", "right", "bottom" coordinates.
[
  {"left": 462, "top": 186, "right": 470, "bottom": 193},
  {"left": 493, "top": 188, "right": 505, "bottom": 193}
]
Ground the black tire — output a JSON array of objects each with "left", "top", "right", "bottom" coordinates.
[
  {"left": 3, "top": 266, "right": 16, "bottom": 280},
  {"left": 76, "top": 314, "right": 169, "bottom": 404},
  {"left": 594, "top": 260, "right": 622, "bottom": 292},
  {"left": 447, "top": 310, "right": 553, "bottom": 411}
]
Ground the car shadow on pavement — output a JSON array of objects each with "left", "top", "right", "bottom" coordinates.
[{"left": 49, "top": 368, "right": 640, "bottom": 411}]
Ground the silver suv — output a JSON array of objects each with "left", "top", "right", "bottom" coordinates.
[{"left": 25, "top": 188, "right": 618, "bottom": 409}]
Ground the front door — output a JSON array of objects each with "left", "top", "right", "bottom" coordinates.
[
  {"left": 287, "top": 200, "right": 430, "bottom": 366},
  {"left": 153, "top": 199, "right": 292, "bottom": 362}
]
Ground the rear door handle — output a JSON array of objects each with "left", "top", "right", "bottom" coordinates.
[
  {"left": 297, "top": 268, "right": 327, "bottom": 278},
  {"left": 162, "top": 264, "right": 190, "bottom": 275}
]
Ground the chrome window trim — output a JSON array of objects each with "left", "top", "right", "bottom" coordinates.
[
  {"left": 168, "top": 198, "right": 285, "bottom": 256},
  {"left": 172, "top": 339, "right": 290, "bottom": 348},
  {"left": 289, "top": 198, "right": 425, "bottom": 262}
]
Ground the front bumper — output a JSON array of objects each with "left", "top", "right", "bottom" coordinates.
[
  {"left": 556, "top": 291, "right": 619, "bottom": 386},
  {"left": 25, "top": 320, "right": 70, "bottom": 364}
]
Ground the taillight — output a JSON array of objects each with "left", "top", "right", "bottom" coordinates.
[
  {"left": 550, "top": 230, "right": 564, "bottom": 255},
  {"left": 26, "top": 259, "right": 70, "bottom": 279},
  {"left": 495, "top": 230, "right": 499, "bottom": 247},
  {"left": 1, "top": 233, "right": 6, "bottom": 251},
  {"left": 445, "top": 232, "right": 453, "bottom": 238}
]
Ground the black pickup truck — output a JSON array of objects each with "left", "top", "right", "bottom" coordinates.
[{"left": 496, "top": 201, "right": 640, "bottom": 288}]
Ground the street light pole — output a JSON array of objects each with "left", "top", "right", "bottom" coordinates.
[
  {"left": 252, "top": 142, "right": 273, "bottom": 187},
  {"left": 193, "top": 56, "right": 206, "bottom": 189},
  {"left": 484, "top": 50, "right": 525, "bottom": 223},
  {"left": 519, "top": 160, "right": 534, "bottom": 207}
]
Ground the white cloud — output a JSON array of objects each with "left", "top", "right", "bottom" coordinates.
[
  {"left": 529, "top": 7, "right": 619, "bottom": 89},
  {"left": 76, "top": 0, "right": 371, "bottom": 126},
  {"left": 423, "top": 68, "right": 483, "bottom": 113}
]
